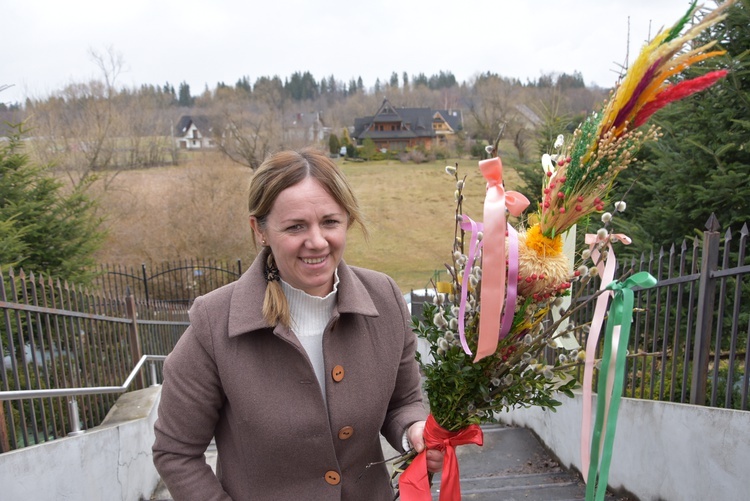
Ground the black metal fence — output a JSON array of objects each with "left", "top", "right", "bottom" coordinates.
[
  {"left": 95, "top": 257, "right": 246, "bottom": 304},
  {"left": 572, "top": 215, "right": 749, "bottom": 410},
  {"left": 0, "top": 267, "right": 189, "bottom": 453},
  {"left": 3, "top": 214, "right": 748, "bottom": 454},
  {"left": 409, "top": 216, "right": 749, "bottom": 412}
]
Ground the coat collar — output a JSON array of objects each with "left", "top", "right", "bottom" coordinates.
[{"left": 228, "top": 248, "right": 379, "bottom": 338}]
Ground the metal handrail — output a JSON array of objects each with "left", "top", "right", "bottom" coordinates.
[
  {"left": 0, "top": 355, "right": 167, "bottom": 401},
  {"left": 0, "top": 355, "right": 167, "bottom": 437}
]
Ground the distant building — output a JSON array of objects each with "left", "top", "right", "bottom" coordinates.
[
  {"left": 514, "top": 104, "right": 542, "bottom": 129},
  {"left": 174, "top": 115, "right": 215, "bottom": 149},
  {"left": 352, "top": 99, "right": 463, "bottom": 151},
  {"left": 285, "top": 111, "right": 329, "bottom": 145}
]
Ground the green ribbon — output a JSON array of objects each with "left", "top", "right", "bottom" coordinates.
[{"left": 586, "top": 272, "right": 657, "bottom": 501}]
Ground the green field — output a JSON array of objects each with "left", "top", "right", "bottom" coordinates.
[{"left": 95, "top": 151, "right": 529, "bottom": 293}]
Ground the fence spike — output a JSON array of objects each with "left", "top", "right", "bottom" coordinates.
[
  {"left": 705, "top": 213, "right": 721, "bottom": 232},
  {"left": 740, "top": 223, "right": 749, "bottom": 237}
]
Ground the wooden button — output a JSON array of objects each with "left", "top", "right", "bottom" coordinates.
[
  {"left": 338, "top": 426, "right": 354, "bottom": 440},
  {"left": 324, "top": 470, "right": 341, "bottom": 485},
  {"left": 331, "top": 365, "right": 345, "bottom": 382}
]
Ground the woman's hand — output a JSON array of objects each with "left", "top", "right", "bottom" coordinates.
[{"left": 407, "top": 421, "right": 444, "bottom": 473}]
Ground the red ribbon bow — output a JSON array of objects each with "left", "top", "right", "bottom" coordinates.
[{"left": 399, "top": 414, "right": 484, "bottom": 501}]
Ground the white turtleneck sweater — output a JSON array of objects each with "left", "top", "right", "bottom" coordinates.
[
  {"left": 281, "top": 272, "right": 339, "bottom": 403},
  {"left": 281, "top": 272, "right": 413, "bottom": 449}
]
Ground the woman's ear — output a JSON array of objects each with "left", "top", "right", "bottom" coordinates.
[{"left": 249, "top": 216, "right": 265, "bottom": 245}]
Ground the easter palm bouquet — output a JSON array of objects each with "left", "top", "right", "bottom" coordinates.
[{"left": 396, "top": 2, "right": 736, "bottom": 500}]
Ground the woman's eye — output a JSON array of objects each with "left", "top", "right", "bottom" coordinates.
[
  {"left": 324, "top": 219, "right": 341, "bottom": 227},
  {"left": 287, "top": 224, "right": 304, "bottom": 232}
]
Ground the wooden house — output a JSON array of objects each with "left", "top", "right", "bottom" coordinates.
[{"left": 352, "top": 99, "right": 463, "bottom": 151}]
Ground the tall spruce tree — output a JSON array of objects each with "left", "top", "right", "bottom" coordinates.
[
  {"left": 613, "top": 0, "right": 750, "bottom": 251},
  {"left": 0, "top": 125, "right": 105, "bottom": 283}
]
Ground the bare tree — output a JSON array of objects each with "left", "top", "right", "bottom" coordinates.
[
  {"left": 210, "top": 91, "right": 283, "bottom": 170},
  {"left": 27, "top": 46, "right": 126, "bottom": 189},
  {"left": 464, "top": 74, "right": 523, "bottom": 148}
]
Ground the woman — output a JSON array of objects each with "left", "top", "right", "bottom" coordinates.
[{"left": 153, "top": 148, "right": 441, "bottom": 500}]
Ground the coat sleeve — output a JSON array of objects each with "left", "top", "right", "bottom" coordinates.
[
  {"left": 380, "top": 275, "right": 428, "bottom": 451},
  {"left": 152, "top": 296, "right": 232, "bottom": 501}
]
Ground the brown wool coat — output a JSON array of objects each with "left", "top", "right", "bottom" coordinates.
[{"left": 152, "top": 250, "right": 427, "bottom": 501}]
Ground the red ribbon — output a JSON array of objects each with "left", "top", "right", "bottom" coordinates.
[
  {"left": 399, "top": 414, "right": 484, "bottom": 501},
  {"left": 474, "top": 157, "right": 529, "bottom": 362}
]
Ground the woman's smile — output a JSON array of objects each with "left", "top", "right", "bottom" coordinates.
[{"left": 252, "top": 177, "right": 348, "bottom": 297}]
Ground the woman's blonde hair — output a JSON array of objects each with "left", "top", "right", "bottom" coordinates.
[{"left": 248, "top": 148, "right": 367, "bottom": 327}]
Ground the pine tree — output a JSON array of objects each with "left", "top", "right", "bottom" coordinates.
[
  {"left": 0, "top": 125, "right": 105, "bottom": 283},
  {"left": 614, "top": 0, "right": 750, "bottom": 249},
  {"left": 328, "top": 133, "right": 341, "bottom": 155},
  {"left": 178, "top": 81, "right": 194, "bottom": 107}
]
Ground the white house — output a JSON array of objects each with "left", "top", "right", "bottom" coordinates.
[{"left": 174, "top": 115, "right": 215, "bottom": 149}]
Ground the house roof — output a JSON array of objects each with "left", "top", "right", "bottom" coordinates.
[
  {"left": 288, "top": 111, "right": 325, "bottom": 129},
  {"left": 353, "top": 99, "right": 463, "bottom": 140},
  {"left": 515, "top": 104, "right": 542, "bottom": 127},
  {"left": 175, "top": 115, "right": 212, "bottom": 136}
]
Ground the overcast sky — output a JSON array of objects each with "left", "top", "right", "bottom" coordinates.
[{"left": 2, "top": 0, "right": 699, "bottom": 105}]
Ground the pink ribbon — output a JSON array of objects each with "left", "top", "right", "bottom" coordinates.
[
  {"left": 499, "top": 224, "right": 520, "bottom": 338},
  {"left": 580, "top": 232, "right": 631, "bottom": 478},
  {"left": 458, "top": 219, "right": 522, "bottom": 354},
  {"left": 474, "top": 158, "right": 529, "bottom": 362}
]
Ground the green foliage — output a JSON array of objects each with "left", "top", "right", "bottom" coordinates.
[
  {"left": 414, "top": 302, "right": 578, "bottom": 431},
  {"left": 0, "top": 124, "right": 105, "bottom": 283},
  {"left": 470, "top": 141, "right": 489, "bottom": 159},
  {"left": 515, "top": 161, "right": 543, "bottom": 210},
  {"left": 328, "top": 133, "right": 340, "bottom": 155},
  {"left": 285, "top": 71, "right": 319, "bottom": 101},
  {"left": 360, "top": 137, "right": 377, "bottom": 161},
  {"left": 615, "top": 0, "right": 750, "bottom": 247},
  {"left": 177, "top": 81, "right": 194, "bottom": 107},
  {"left": 708, "top": 361, "right": 747, "bottom": 410}
]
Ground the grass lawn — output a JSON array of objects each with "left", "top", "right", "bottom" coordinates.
[
  {"left": 337, "top": 155, "right": 526, "bottom": 292},
  {"left": 94, "top": 150, "right": 530, "bottom": 294}
]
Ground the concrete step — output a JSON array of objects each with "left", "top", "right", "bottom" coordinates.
[
  {"left": 150, "top": 426, "right": 630, "bottom": 500},
  {"left": 428, "top": 425, "right": 589, "bottom": 500}
]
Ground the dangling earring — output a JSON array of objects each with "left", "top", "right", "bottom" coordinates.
[{"left": 264, "top": 253, "right": 280, "bottom": 282}]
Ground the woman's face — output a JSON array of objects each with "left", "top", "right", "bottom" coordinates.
[{"left": 251, "top": 177, "right": 348, "bottom": 297}]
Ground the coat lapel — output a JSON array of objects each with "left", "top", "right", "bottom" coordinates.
[{"left": 227, "top": 248, "right": 380, "bottom": 339}]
